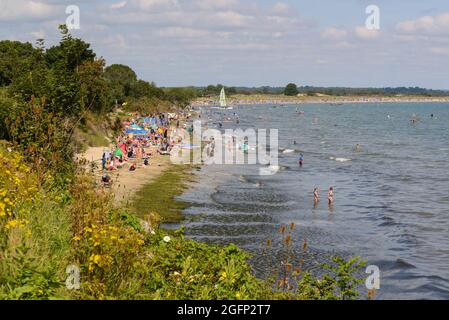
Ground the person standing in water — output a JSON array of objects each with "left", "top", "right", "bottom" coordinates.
[
  {"left": 298, "top": 153, "right": 304, "bottom": 167},
  {"left": 327, "top": 187, "right": 334, "bottom": 206},
  {"left": 313, "top": 187, "right": 319, "bottom": 207}
]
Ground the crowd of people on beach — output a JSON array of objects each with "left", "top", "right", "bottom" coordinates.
[{"left": 99, "top": 111, "right": 189, "bottom": 187}]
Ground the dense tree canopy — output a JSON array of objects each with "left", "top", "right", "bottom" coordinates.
[
  {"left": 284, "top": 83, "right": 299, "bottom": 96},
  {"left": 0, "top": 40, "right": 39, "bottom": 86},
  {"left": 104, "top": 64, "right": 138, "bottom": 103}
]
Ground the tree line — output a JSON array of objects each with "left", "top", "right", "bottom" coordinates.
[{"left": 193, "top": 84, "right": 449, "bottom": 97}]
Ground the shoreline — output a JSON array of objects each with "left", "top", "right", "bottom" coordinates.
[{"left": 192, "top": 95, "right": 449, "bottom": 107}]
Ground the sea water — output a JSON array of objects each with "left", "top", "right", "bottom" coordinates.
[{"left": 178, "top": 102, "right": 449, "bottom": 299}]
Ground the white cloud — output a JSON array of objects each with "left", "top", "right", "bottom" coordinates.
[
  {"left": 102, "top": 34, "right": 128, "bottom": 49},
  {"left": 397, "top": 16, "right": 437, "bottom": 33},
  {"left": 355, "top": 26, "right": 380, "bottom": 40},
  {"left": 134, "top": 0, "right": 179, "bottom": 11},
  {"left": 396, "top": 12, "right": 449, "bottom": 35},
  {"left": 0, "top": 0, "right": 60, "bottom": 21},
  {"left": 193, "top": 0, "right": 238, "bottom": 10},
  {"left": 111, "top": 1, "right": 127, "bottom": 10},
  {"left": 30, "top": 30, "right": 46, "bottom": 39},
  {"left": 315, "top": 58, "right": 328, "bottom": 65},
  {"left": 430, "top": 47, "right": 449, "bottom": 55},
  {"left": 321, "top": 27, "right": 347, "bottom": 40},
  {"left": 330, "top": 41, "right": 354, "bottom": 50},
  {"left": 155, "top": 27, "right": 209, "bottom": 38},
  {"left": 435, "top": 13, "right": 449, "bottom": 28},
  {"left": 272, "top": 2, "right": 290, "bottom": 15},
  {"left": 213, "top": 11, "right": 255, "bottom": 28}
]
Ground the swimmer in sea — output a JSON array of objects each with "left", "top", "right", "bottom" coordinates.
[
  {"left": 355, "top": 144, "right": 361, "bottom": 152},
  {"left": 410, "top": 113, "right": 420, "bottom": 124},
  {"left": 298, "top": 153, "right": 304, "bottom": 167},
  {"left": 313, "top": 187, "right": 319, "bottom": 207},
  {"left": 327, "top": 187, "right": 334, "bottom": 206}
]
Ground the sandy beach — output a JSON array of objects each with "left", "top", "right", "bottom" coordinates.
[{"left": 77, "top": 146, "right": 173, "bottom": 205}]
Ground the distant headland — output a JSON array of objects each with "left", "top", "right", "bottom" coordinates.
[{"left": 189, "top": 84, "right": 449, "bottom": 106}]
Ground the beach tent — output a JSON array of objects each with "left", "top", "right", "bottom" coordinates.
[
  {"left": 114, "top": 147, "right": 123, "bottom": 157},
  {"left": 119, "top": 143, "right": 127, "bottom": 154},
  {"left": 130, "top": 124, "right": 145, "bottom": 130},
  {"left": 125, "top": 128, "right": 147, "bottom": 135},
  {"left": 125, "top": 124, "right": 147, "bottom": 135}
]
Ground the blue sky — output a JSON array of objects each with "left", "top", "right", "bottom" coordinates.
[{"left": 1, "top": 0, "right": 449, "bottom": 89}]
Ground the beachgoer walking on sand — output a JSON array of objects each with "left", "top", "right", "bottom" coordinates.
[
  {"left": 101, "top": 152, "right": 107, "bottom": 170},
  {"left": 299, "top": 153, "right": 304, "bottom": 167},
  {"left": 328, "top": 187, "right": 334, "bottom": 205}
]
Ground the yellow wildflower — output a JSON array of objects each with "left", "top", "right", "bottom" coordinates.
[
  {"left": 5, "top": 219, "right": 20, "bottom": 229},
  {"left": 93, "top": 255, "right": 101, "bottom": 264},
  {"left": 89, "top": 254, "right": 102, "bottom": 266}
]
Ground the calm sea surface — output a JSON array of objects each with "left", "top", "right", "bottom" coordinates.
[{"left": 176, "top": 103, "right": 449, "bottom": 299}]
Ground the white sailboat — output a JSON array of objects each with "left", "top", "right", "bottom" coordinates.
[
  {"left": 219, "top": 88, "right": 233, "bottom": 110},
  {"left": 219, "top": 88, "right": 226, "bottom": 107}
]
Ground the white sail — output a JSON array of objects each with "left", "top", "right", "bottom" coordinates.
[{"left": 219, "top": 88, "right": 227, "bottom": 107}]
